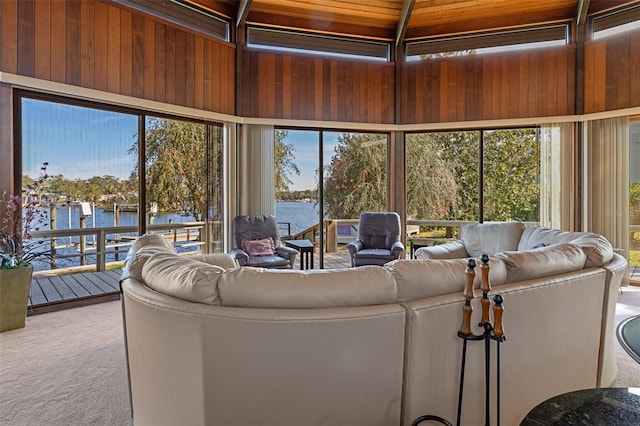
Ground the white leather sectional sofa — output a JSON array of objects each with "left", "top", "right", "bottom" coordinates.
[{"left": 119, "top": 223, "right": 627, "bottom": 426}]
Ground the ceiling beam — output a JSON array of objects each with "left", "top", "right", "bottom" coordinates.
[
  {"left": 577, "top": 0, "right": 590, "bottom": 26},
  {"left": 236, "top": 0, "right": 253, "bottom": 27},
  {"left": 396, "top": 0, "right": 416, "bottom": 46}
]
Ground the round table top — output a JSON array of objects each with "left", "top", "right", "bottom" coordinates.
[{"left": 521, "top": 387, "right": 640, "bottom": 425}]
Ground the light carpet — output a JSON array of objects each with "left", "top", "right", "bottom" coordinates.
[{"left": 1, "top": 286, "right": 639, "bottom": 426}]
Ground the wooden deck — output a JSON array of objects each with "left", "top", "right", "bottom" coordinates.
[
  {"left": 27, "top": 252, "right": 639, "bottom": 315},
  {"left": 28, "top": 269, "right": 122, "bottom": 316}
]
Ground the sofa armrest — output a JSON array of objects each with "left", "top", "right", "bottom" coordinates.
[
  {"left": 414, "top": 240, "right": 468, "bottom": 259},
  {"left": 598, "top": 253, "right": 628, "bottom": 386},
  {"left": 230, "top": 248, "right": 249, "bottom": 266}
]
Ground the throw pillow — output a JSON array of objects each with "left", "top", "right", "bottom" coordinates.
[{"left": 241, "top": 237, "right": 275, "bottom": 256}]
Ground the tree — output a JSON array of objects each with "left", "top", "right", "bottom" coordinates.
[
  {"left": 405, "top": 133, "right": 469, "bottom": 220},
  {"left": 131, "top": 118, "right": 209, "bottom": 220},
  {"left": 323, "top": 133, "right": 388, "bottom": 218},
  {"left": 482, "top": 129, "right": 539, "bottom": 221},
  {"left": 274, "top": 130, "right": 300, "bottom": 199}
]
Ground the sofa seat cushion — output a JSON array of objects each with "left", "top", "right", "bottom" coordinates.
[
  {"left": 122, "top": 233, "right": 176, "bottom": 281},
  {"left": 517, "top": 226, "right": 613, "bottom": 268},
  {"left": 385, "top": 257, "right": 507, "bottom": 302},
  {"left": 495, "top": 243, "right": 587, "bottom": 283},
  {"left": 218, "top": 266, "right": 397, "bottom": 308},
  {"left": 141, "top": 252, "right": 225, "bottom": 304},
  {"left": 461, "top": 222, "right": 525, "bottom": 258}
]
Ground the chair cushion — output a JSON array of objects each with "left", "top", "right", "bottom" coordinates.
[
  {"left": 246, "top": 255, "right": 291, "bottom": 268},
  {"left": 241, "top": 237, "right": 275, "bottom": 256},
  {"left": 218, "top": 266, "right": 397, "bottom": 308},
  {"left": 141, "top": 252, "right": 224, "bottom": 304},
  {"left": 353, "top": 249, "right": 395, "bottom": 266},
  {"left": 461, "top": 222, "right": 525, "bottom": 258},
  {"left": 358, "top": 212, "right": 401, "bottom": 249}
]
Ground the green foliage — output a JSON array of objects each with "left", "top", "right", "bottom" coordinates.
[
  {"left": 323, "top": 133, "right": 388, "bottom": 218},
  {"left": 411, "top": 131, "right": 480, "bottom": 221},
  {"left": 274, "top": 130, "right": 300, "bottom": 199},
  {"left": 322, "top": 129, "right": 540, "bottom": 222},
  {"left": 482, "top": 129, "right": 540, "bottom": 221},
  {"left": 630, "top": 182, "right": 640, "bottom": 225}
]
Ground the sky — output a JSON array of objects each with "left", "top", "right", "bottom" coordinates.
[
  {"left": 22, "top": 98, "right": 138, "bottom": 180},
  {"left": 20, "top": 98, "right": 342, "bottom": 191}
]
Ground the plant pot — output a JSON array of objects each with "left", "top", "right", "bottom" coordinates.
[{"left": 0, "top": 266, "right": 33, "bottom": 332}]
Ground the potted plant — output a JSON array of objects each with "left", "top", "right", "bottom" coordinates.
[{"left": 1, "top": 164, "right": 50, "bottom": 332}]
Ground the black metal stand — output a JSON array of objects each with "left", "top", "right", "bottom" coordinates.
[{"left": 412, "top": 255, "right": 506, "bottom": 426}]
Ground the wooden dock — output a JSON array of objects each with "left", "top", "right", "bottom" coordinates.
[{"left": 26, "top": 253, "right": 639, "bottom": 315}]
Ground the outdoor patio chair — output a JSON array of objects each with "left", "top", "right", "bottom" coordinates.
[
  {"left": 231, "top": 215, "right": 298, "bottom": 268},
  {"left": 346, "top": 212, "right": 404, "bottom": 267}
]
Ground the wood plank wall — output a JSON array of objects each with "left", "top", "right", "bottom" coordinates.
[
  {"left": 400, "top": 47, "right": 577, "bottom": 124},
  {"left": 584, "top": 30, "right": 640, "bottom": 114},
  {"left": 2, "top": 0, "right": 639, "bottom": 124},
  {"left": 0, "top": 0, "right": 235, "bottom": 115},
  {"left": 240, "top": 50, "right": 396, "bottom": 124}
]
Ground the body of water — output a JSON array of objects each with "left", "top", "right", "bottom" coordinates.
[{"left": 275, "top": 201, "right": 320, "bottom": 235}]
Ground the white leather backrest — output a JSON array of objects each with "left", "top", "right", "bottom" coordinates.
[
  {"left": 190, "top": 253, "right": 238, "bottom": 269},
  {"left": 495, "top": 243, "right": 586, "bottom": 283},
  {"left": 385, "top": 257, "right": 507, "bottom": 302},
  {"left": 461, "top": 221, "right": 525, "bottom": 258},
  {"left": 122, "top": 233, "right": 176, "bottom": 281},
  {"left": 141, "top": 252, "right": 225, "bottom": 304},
  {"left": 218, "top": 266, "right": 397, "bottom": 308},
  {"left": 518, "top": 226, "right": 613, "bottom": 268}
]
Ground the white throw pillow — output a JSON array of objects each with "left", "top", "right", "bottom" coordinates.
[{"left": 141, "top": 252, "right": 225, "bottom": 304}]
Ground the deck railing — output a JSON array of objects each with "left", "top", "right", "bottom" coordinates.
[{"left": 30, "top": 221, "right": 218, "bottom": 272}]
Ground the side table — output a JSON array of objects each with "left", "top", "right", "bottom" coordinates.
[
  {"left": 521, "top": 387, "right": 640, "bottom": 425},
  {"left": 284, "top": 239, "right": 314, "bottom": 270}
]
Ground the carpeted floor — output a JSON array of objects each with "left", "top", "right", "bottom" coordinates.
[{"left": 0, "top": 286, "right": 639, "bottom": 426}]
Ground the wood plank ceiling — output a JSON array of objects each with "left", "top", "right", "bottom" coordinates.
[{"left": 187, "top": 0, "right": 635, "bottom": 43}]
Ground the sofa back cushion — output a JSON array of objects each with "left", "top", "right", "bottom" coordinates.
[
  {"left": 517, "top": 226, "right": 613, "bottom": 268},
  {"left": 141, "top": 252, "right": 225, "bottom": 304},
  {"left": 190, "top": 253, "right": 238, "bottom": 270},
  {"left": 461, "top": 222, "right": 525, "bottom": 258},
  {"left": 218, "top": 266, "right": 397, "bottom": 308},
  {"left": 122, "top": 233, "right": 176, "bottom": 281},
  {"left": 385, "top": 258, "right": 507, "bottom": 302},
  {"left": 495, "top": 243, "right": 587, "bottom": 283}
]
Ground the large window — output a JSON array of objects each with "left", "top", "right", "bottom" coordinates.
[
  {"left": 19, "top": 94, "right": 224, "bottom": 271},
  {"left": 275, "top": 129, "right": 389, "bottom": 267},
  {"left": 406, "top": 128, "right": 540, "bottom": 245}
]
